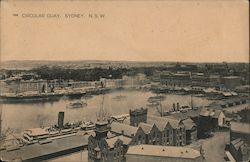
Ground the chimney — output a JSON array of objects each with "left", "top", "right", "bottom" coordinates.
[
  {"left": 173, "top": 103, "right": 176, "bottom": 111},
  {"left": 58, "top": 112, "right": 64, "bottom": 129}
]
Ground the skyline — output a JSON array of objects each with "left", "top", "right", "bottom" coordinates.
[{"left": 1, "top": 0, "right": 249, "bottom": 62}]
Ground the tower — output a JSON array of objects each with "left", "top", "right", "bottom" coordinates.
[
  {"left": 0, "top": 105, "right": 2, "bottom": 137},
  {"left": 129, "top": 107, "right": 148, "bottom": 126},
  {"left": 88, "top": 95, "right": 128, "bottom": 162},
  {"left": 95, "top": 95, "right": 110, "bottom": 139}
]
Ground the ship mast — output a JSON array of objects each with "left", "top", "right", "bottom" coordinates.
[
  {"left": 0, "top": 104, "right": 2, "bottom": 139},
  {"left": 190, "top": 95, "right": 194, "bottom": 109},
  {"left": 97, "top": 94, "right": 106, "bottom": 122}
]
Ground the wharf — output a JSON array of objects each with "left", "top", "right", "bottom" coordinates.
[{"left": 0, "top": 134, "right": 89, "bottom": 162}]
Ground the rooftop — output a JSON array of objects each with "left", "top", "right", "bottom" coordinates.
[
  {"left": 106, "top": 135, "right": 132, "bottom": 148},
  {"left": 0, "top": 134, "right": 89, "bottom": 161},
  {"left": 182, "top": 118, "right": 196, "bottom": 130},
  {"left": 138, "top": 123, "right": 154, "bottom": 134},
  {"left": 110, "top": 122, "right": 138, "bottom": 137},
  {"left": 147, "top": 115, "right": 181, "bottom": 129},
  {"left": 127, "top": 144, "right": 201, "bottom": 159},
  {"left": 231, "top": 138, "right": 245, "bottom": 151},
  {"left": 230, "top": 122, "right": 250, "bottom": 134}
]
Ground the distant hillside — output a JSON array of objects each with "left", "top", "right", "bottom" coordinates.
[
  {"left": 0, "top": 60, "right": 176, "bottom": 70},
  {"left": 0, "top": 60, "right": 247, "bottom": 70}
]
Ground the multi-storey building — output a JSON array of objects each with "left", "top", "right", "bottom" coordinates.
[
  {"left": 129, "top": 108, "right": 187, "bottom": 146},
  {"left": 160, "top": 71, "right": 191, "bottom": 87}
]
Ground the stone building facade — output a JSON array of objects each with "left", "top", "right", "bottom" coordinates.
[{"left": 88, "top": 121, "right": 128, "bottom": 162}]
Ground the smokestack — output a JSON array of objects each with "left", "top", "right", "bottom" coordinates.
[
  {"left": 173, "top": 103, "right": 176, "bottom": 111},
  {"left": 58, "top": 112, "right": 64, "bottom": 129},
  {"left": 177, "top": 102, "right": 180, "bottom": 110}
]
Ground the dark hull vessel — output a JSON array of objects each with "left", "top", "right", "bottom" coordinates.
[{"left": 0, "top": 93, "right": 63, "bottom": 103}]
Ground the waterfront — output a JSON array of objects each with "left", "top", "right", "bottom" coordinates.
[{"left": 1, "top": 90, "right": 210, "bottom": 134}]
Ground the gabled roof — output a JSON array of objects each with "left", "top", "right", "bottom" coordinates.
[
  {"left": 147, "top": 115, "right": 168, "bottom": 131},
  {"left": 138, "top": 123, "right": 154, "bottom": 134},
  {"left": 182, "top": 118, "right": 196, "bottom": 130},
  {"left": 231, "top": 138, "right": 245, "bottom": 151},
  {"left": 105, "top": 136, "right": 123, "bottom": 148},
  {"left": 147, "top": 115, "right": 182, "bottom": 129},
  {"left": 110, "top": 122, "right": 138, "bottom": 137}
]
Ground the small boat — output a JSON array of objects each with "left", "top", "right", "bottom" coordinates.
[
  {"left": 82, "top": 94, "right": 93, "bottom": 100},
  {"left": 148, "top": 95, "right": 166, "bottom": 103},
  {"left": 113, "top": 95, "right": 127, "bottom": 100},
  {"left": 146, "top": 102, "right": 160, "bottom": 107},
  {"left": 66, "top": 100, "right": 87, "bottom": 109}
]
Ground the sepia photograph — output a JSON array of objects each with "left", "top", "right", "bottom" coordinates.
[{"left": 0, "top": 0, "right": 249, "bottom": 161}]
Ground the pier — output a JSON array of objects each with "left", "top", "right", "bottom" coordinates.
[{"left": 0, "top": 134, "right": 89, "bottom": 162}]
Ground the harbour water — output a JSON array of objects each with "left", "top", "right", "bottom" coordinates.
[{"left": 1, "top": 90, "right": 210, "bottom": 134}]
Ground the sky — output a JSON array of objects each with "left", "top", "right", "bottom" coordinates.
[{"left": 1, "top": 0, "right": 249, "bottom": 62}]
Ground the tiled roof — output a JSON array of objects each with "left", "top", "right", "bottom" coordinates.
[{"left": 127, "top": 144, "right": 201, "bottom": 159}]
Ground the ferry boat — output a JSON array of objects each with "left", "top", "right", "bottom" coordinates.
[
  {"left": 147, "top": 95, "right": 166, "bottom": 103},
  {"left": 21, "top": 124, "right": 83, "bottom": 144}
]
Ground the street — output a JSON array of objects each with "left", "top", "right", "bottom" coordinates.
[{"left": 200, "top": 131, "right": 230, "bottom": 162}]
